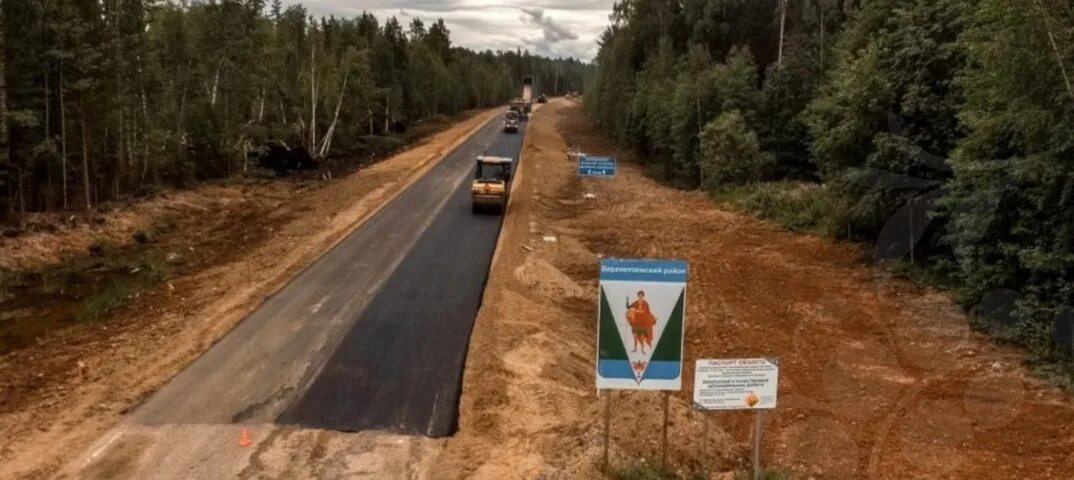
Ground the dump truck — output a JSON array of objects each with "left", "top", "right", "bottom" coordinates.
[
  {"left": 504, "top": 110, "right": 520, "bottom": 133},
  {"left": 471, "top": 155, "right": 514, "bottom": 214},
  {"left": 509, "top": 100, "right": 530, "bottom": 120},
  {"left": 522, "top": 75, "right": 534, "bottom": 103},
  {"left": 508, "top": 76, "right": 535, "bottom": 119}
]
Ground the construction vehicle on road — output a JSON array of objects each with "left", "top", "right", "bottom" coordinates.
[
  {"left": 471, "top": 156, "right": 514, "bottom": 214},
  {"left": 522, "top": 75, "right": 534, "bottom": 103},
  {"left": 510, "top": 99, "right": 531, "bottom": 120},
  {"left": 509, "top": 76, "right": 535, "bottom": 120},
  {"left": 504, "top": 110, "right": 520, "bottom": 133}
]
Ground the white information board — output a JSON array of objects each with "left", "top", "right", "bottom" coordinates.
[{"left": 693, "top": 358, "right": 779, "bottom": 410}]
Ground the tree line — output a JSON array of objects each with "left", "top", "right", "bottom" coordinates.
[
  {"left": 0, "top": 0, "right": 588, "bottom": 219},
  {"left": 587, "top": 0, "right": 1073, "bottom": 369}
]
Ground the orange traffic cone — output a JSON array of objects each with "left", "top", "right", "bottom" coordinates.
[{"left": 238, "top": 428, "right": 253, "bottom": 447}]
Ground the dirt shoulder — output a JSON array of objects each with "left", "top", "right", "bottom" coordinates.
[
  {"left": 0, "top": 107, "right": 499, "bottom": 480},
  {"left": 437, "top": 100, "right": 1074, "bottom": 479}
]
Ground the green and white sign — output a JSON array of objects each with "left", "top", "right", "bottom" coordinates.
[{"left": 596, "top": 258, "right": 687, "bottom": 390}]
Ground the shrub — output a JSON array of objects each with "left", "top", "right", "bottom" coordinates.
[
  {"left": 616, "top": 464, "right": 680, "bottom": 480},
  {"left": 699, "top": 110, "right": 775, "bottom": 188},
  {"left": 734, "top": 469, "right": 790, "bottom": 480},
  {"left": 77, "top": 281, "right": 138, "bottom": 322},
  {"left": 714, "top": 181, "right": 850, "bottom": 238},
  {"left": 75, "top": 249, "right": 168, "bottom": 322}
]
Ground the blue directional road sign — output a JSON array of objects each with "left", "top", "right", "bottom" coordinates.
[{"left": 579, "top": 156, "right": 617, "bottom": 177}]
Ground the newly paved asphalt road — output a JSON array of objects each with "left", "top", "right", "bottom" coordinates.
[{"left": 131, "top": 113, "right": 523, "bottom": 437}]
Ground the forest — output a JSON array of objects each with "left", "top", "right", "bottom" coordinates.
[
  {"left": 586, "top": 0, "right": 1074, "bottom": 376},
  {"left": 0, "top": 0, "right": 588, "bottom": 219}
]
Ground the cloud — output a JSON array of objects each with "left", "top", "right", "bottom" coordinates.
[
  {"left": 284, "top": 1, "right": 613, "bottom": 60},
  {"left": 519, "top": 7, "right": 579, "bottom": 43}
]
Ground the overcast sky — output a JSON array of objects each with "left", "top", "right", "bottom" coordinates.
[{"left": 284, "top": 1, "right": 615, "bottom": 60}]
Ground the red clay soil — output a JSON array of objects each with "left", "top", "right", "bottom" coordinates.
[{"left": 436, "top": 100, "right": 1074, "bottom": 479}]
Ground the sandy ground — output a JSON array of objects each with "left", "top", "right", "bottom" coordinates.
[
  {"left": 0, "top": 107, "right": 499, "bottom": 480},
  {"left": 432, "top": 100, "right": 1074, "bottom": 479}
]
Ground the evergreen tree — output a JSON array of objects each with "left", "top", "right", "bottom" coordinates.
[
  {"left": 943, "top": 0, "right": 1074, "bottom": 354},
  {"left": 806, "top": 0, "right": 967, "bottom": 238},
  {"left": 0, "top": 1, "right": 589, "bottom": 219}
]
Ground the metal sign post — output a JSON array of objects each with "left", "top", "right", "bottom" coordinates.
[
  {"left": 753, "top": 410, "right": 765, "bottom": 480},
  {"left": 602, "top": 390, "right": 611, "bottom": 474},
  {"left": 700, "top": 411, "right": 710, "bottom": 479},
  {"left": 661, "top": 391, "right": 670, "bottom": 470}
]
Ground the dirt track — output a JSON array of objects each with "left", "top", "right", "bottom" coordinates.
[
  {"left": 0, "top": 107, "right": 499, "bottom": 479},
  {"left": 435, "top": 100, "right": 1074, "bottom": 479}
]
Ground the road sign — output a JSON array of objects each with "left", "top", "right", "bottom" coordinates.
[
  {"left": 580, "top": 156, "right": 616, "bottom": 177},
  {"left": 596, "top": 258, "right": 688, "bottom": 390},
  {"left": 693, "top": 358, "right": 779, "bottom": 410}
]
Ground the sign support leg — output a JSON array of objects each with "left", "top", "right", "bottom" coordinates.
[
  {"left": 700, "top": 412, "right": 709, "bottom": 479},
  {"left": 602, "top": 390, "right": 611, "bottom": 475},
  {"left": 752, "top": 410, "right": 765, "bottom": 480},
  {"left": 661, "top": 391, "right": 670, "bottom": 471}
]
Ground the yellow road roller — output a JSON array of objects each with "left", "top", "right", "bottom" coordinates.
[{"left": 471, "top": 155, "right": 514, "bottom": 214}]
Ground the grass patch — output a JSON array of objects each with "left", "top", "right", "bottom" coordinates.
[
  {"left": 1, "top": 242, "right": 171, "bottom": 353},
  {"left": 76, "top": 281, "right": 141, "bottom": 322},
  {"left": 889, "top": 257, "right": 961, "bottom": 292},
  {"left": 75, "top": 249, "right": 168, "bottom": 322},
  {"left": 616, "top": 462, "right": 791, "bottom": 480},
  {"left": 734, "top": 469, "right": 791, "bottom": 480},
  {"left": 616, "top": 464, "right": 682, "bottom": 480},
  {"left": 712, "top": 181, "right": 849, "bottom": 238}
]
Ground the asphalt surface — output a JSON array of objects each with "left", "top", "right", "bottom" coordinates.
[
  {"left": 130, "top": 113, "right": 523, "bottom": 437},
  {"left": 279, "top": 122, "right": 523, "bottom": 436}
]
